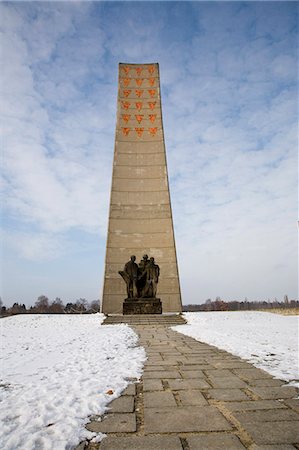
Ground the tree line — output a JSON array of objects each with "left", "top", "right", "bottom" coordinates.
[
  {"left": 1, "top": 295, "right": 298, "bottom": 317},
  {"left": 0, "top": 296, "right": 101, "bottom": 317},
  {"left": 183, "top": 295, "right": 299, "bottom": 312}
]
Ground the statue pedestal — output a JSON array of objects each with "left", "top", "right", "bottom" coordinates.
[{"left": 123, "top": 298, "right": 162, "bottom": 315}]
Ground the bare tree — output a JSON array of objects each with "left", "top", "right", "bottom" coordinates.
[
  {"left": 35, "top": 295, "right": 50, "bottom": 313},
  {"left": 49, "top": 298, "right": 64, "bottom": 314},
  {"left": 90, "top": 300, "right": 101, "bottom": 313}
]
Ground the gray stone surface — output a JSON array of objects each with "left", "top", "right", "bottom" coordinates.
[
  {"left": 143, "top": 365, "right": 171, "bottom": 371},
  {"left": 234, "top": 409, "right": 299, "bottom": 423},
  {"left": 187, "top": 434, "right": 246, "bottom": 449},
  {"left": 212, "top": 361, "right": 253, "bottom": 369},
  {"left": 144, "top": 405, "right": 233, "bottom": 433},
  {"left": 250, "top": 445, "right": 297, "bottom": 450},
  {"left": 86, "top": 413, "right": 136, "bottom": 433},
  {"left": 167, "top": 378, "right": 210, "bottom": 390},
  {"left": 178, "top": 390, "right": 208, "bottom": 406},
  {"left": 248, "top": 386, "right": 298, "bottom": 400},
  {"left": 161, "top": 356, "right": 188, "bottom": 363},
  {"left": 100, "top": 435, "right": 183, "bottom": 450},
  {"left": 179, "top": 370, "right": 205, "bottom": 378},
  {"left": 248, "top": 379, "right": 285, "bottom": 387},
  {"left": 233, "top": 368, "right": 273, "bottom": 380},
  {"left": 181, "top": 364, "right": 212, "bottom": 370},
  {"left": 144, "top": 391, "right": 176, "bottom": 408},
  {"left": 207, "top": 388, "right": 250, "bottom": 401},
  {"left": 143, "top": 370, "right": 181, "bottom": 379},
  {"left": 283, "top": 399, "right": 299, "bottom": 413},
  {"left": 242, "top": 421, "right": 299, "bottom": 444},
  {"left": 122, "top": 384, "right": 136, "bottom": 396},
  {"left": 225, "top": 400, "right": 289, "bottom": 411},
  {"left": 208, "top": 376, "right": 247, "bottom": 388},
  {"left": 108, "top": 395, "right": 135, "bottom": 413},
  {"left": 143, "top": 379, "right": 163, "bottom": 391},
  {"left": 205, "top": 369, "right": 234, "bottom": 377}
]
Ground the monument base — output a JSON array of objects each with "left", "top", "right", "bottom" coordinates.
[{"left": 123, "top": 298, "right": 162, "bottom": 315}]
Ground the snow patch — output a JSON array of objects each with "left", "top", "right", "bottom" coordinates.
[{"left": 0, "top": 314, "right": 146, "bottom": 449}]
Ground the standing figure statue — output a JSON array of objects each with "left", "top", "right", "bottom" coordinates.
[
  {"left": 141, "top": 257, "right": 160, "bottom": 298},
  {"left": 137, "top": 254, "right": 149, "bottom": 297},
  {"left": 118, "top": 255, "right": 138, "bottom": 298}
]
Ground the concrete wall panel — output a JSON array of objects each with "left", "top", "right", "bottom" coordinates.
[
  {"left": 107, "top": 231, "right": 173, "bottom": 248},
  {"left": 113, "top": 164, "right": 167, "bottom": 179},
  {"left": 114, "top": 152, "right": 166, "bottom": 167},
  {"left": 115, "top": 140, "right": 164, "bottom": 154},
  {"left": 111, "top": 190, "right": 169, "bottom": 206},
  {"left": 112, "top": 177, "right": 167, "bottom": 192},
  {"left": 109, "top": 218, "right": 173, "bottom": 233},
  {"left": 109, "top": 204, "right": 172, "bottom": 219}
]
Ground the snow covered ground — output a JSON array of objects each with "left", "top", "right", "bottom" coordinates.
[
  {"left": 0, "top": 314, "right": 146, "bottom": 450},
  {"left": 173, "top": 311, "right": 298, "bottom": 386}
]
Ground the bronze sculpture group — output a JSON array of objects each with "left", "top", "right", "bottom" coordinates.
[{"left": 119, "top": 254, "right": 160, "bottom": 299}]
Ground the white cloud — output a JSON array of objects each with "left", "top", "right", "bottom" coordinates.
[
  {"left": 3, "top": 229, "right": 65, "bottom": 261},
  {"left": 1, "top": 3, "right": 112, "bottom": 240}
]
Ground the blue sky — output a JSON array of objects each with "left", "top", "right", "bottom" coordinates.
[{"left": 1, "top": 1, "right": 298, "bottom": 307}]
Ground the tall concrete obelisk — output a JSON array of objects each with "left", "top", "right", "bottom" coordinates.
[{"left": 102, "top": 63, "right": 182, "bottom": 314}]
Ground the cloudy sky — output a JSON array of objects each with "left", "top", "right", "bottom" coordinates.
[{"left": 1, "top": 1, "right": 298, "bottom": 307}]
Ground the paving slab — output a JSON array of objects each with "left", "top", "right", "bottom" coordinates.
[
  {"left": 160, "top": 356, "right": 189, "bottom": 363},
  {"left": 187, "top": 356, "right": 215, "bottom": 363},
  {"left": 144, "top": 405, "right": 233, "bottom": 433},
  {"left": 144, "top": 360, "right": 177, "bottom": 366},
  {"left": 283, "top": 399, "right": 299, "bottom": 413},
  {"left": 108, "top": 395, "right": 135, "bottom": 413},
  {"left": 167, "top": 378, "right": 211, "bottom": 390},
  {"left": 242, "top": 421, "right": 299, "bottom": 445},
  {"left": 144, "top": 391, "right": 177, "bottom": 408},
  {"left": 225, "top": 400, "right": 289, "bottom": 411},
  {"left": 187, "top": 433, "right": 246, "bottom": 449},
  {"left": 86, "top": 413, "right": 136, "bottom": 433},
  {"left": 143, "top": 370, "right": 181, "bottom": 379},
  {"left": 247, "top": 386, "right": 298, "bottom": 400},
  {"left": 234, "top": 409, "right": 299, "bottom": 423},
  {"left": 212, "top": 361, "right": 253, "bottom": 369},
  {"left": 179, "top": 370, "right": 205, "bottom": 378},
  {"left": 143, "top": 379, "right": 163, "bottom": 391},
  {"left": 181, "top": 364, "right": 213, "bottom": 370},
  {"left": 233, "top": 368, "right": 273, "bottom": 380},
  {"left": 145, "top": 358, "right": 163, "bottom": 363},
  {"left": 207, "top": 388, "right": 250, "bottom": 401},
  {"left": 205, "top": 369, "right": 235, "bottom": 377},
  {"left": 248, "top": 379, "right": 285, "bottom": 387},
  {"left": 208, "top": 376, "right": 247, "bottom": 388},
  {"left": 143, "top": 365, "right": 176, "bottom": 371},
  {"left": 177, "top": 390, "right": 208, "bottom": 406},
  {"left": 100, "top": 435, "right": 183, "bottom": 450},
  {"left": 250, "top": 445, "right": 297, "bottom": 450},
  {"left": 122, "top": 384, "right": 136, "bottom": 396}
]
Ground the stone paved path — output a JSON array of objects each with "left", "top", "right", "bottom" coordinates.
[{"left": 84, "top": 323, "right": 299, "bottom": 450}]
